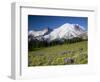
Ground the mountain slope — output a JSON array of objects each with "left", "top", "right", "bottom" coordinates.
[{"left": 44, "top": 23, "right": 86, "bottom": 41}]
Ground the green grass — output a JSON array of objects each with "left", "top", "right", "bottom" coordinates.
[{"left": 28, "top": 41, "right": 88, "bottom": 66}]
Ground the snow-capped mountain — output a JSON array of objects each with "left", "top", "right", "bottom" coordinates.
[
  {"left": 28, "top": 27, "right": 52, "bottom": 41},
  {"left": 28, "top": 28, "right": 51, "bottom": 37},
  {"left": 28, "top": 23, "right": 87, "bottom": 42},
  {"left": 44, "top": 23, "right": 86, "bottom": 41}
]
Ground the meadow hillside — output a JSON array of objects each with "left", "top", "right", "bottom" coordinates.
[{"left": 28, "top": 41, "right": 88, "bottom": 66}]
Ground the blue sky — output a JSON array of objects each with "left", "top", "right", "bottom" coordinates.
[{"left": 28, "top": 15, "right": 88, "bottom": 31}]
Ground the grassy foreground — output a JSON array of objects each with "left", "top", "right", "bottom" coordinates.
[{"left": 28, "top": 41, "right": 88, "bottom": 66}]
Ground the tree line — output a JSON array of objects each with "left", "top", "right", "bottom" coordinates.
[{"left": 28, "top": 37, "right": 87, "bottom": 51}]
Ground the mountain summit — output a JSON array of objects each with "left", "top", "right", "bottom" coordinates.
[{"left": 44, "top": 23, "right": 86, "bottom": 41}]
